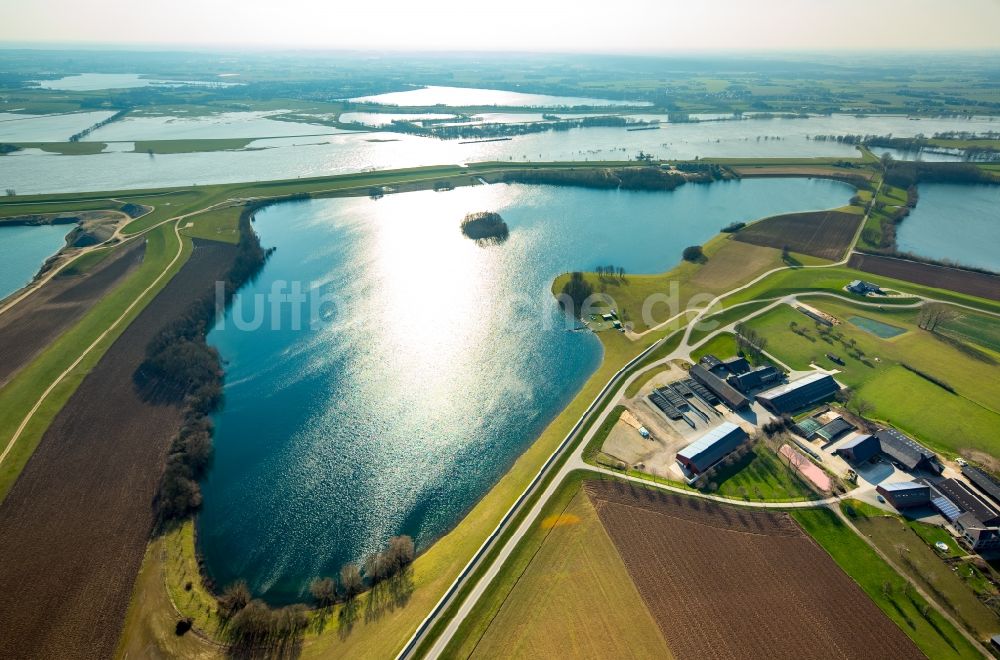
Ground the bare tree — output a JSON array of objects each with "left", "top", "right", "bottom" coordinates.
[
  {"left": 340, "top": 562, "right": 363, "bottom": 601},
  {"left": 309, "top": 577, "right": 337, "bottom": 607},
  {"left": 218, "top": 580, "right": 251, "bottom": 618}
]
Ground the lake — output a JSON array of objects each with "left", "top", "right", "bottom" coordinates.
[
  {"left": 1, "top": 113, "right": 994, "bottom": 194},
  {"left": 896, "top": 183, "right": 1000, "bottom": 272},
  {"left": 198, "top": 177, "right": 852, "bottom": 602},
  {"left": 0, "top": 224, "right": 70, "bottom": 300},
  {"left": 33, "top": 73, "right": 239, "bottom": 91},
  {"left": 349, "top": 85, "right": 650, "bottom": 107}
]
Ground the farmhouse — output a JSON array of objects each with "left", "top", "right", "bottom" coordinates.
[
  {"left": 962, "top": 466, "right": 1000, "bottom": 507},
  {"left": 755, "top": 372, "right": 840, "bottom": 415},
  {"left": 876, "top": 429, "right": 944, "bottom": 475},
  {"left": 876, "top": 481, "right": 931, "bottom": 509},
  {"left": 689, "top": 364, "right": 750, "bottom": 411},
  {"left": 727, "top": 365, "right": 782, "bottom": 394},
  {"left": 954, "top": 514, "right": 1000, "bottom": 554},
  {"left": 675, "top": 422, "right": 748, "bottom": 476},
  {"left": 835, "top": 433, "right": 881, "bottom": 464},
  {"left": 847, "top": 279, "right": 884, "bottom": 295}
]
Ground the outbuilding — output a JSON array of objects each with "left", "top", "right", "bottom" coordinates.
[
  {"left": 676, "top": 422, "right": 748, "bottom": 476},
  {"left": 755, "top": 372, "right": 840, "bottom": 415},
  {"left": 876, "top": 481, "right": 931, "bottom": 509},
  {"left": 836, "top": 433, "right": 880, "bottom": 464},
  {"left": 690, "top": 364, "right": 750, "bottom": 411}
]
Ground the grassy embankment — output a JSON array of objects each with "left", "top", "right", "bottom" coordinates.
[
  {"left": 743, "top": 296, "right": 1000, "bottom": 459},
  {"left": 0, "top": 142, "right": 108, "bottom": 156},
  {"left": 793, "top": 508, "right": 981, "bottom": 659},
  {"left": 842, "top": 501, "right": 999, "bottom": 641},
  {"left": 0, "top": 224, "right": 189, "bottom": 501}
]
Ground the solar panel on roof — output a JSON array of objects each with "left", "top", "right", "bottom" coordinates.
[{"left": 931, "top": 495, "right": 962, "bottom": 522}]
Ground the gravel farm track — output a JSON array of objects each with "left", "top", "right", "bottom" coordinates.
[
  {"left": 0, "top": 240, "right": 145, "bottom": 388},
  {"left": 0, "top": 239, "right": 236, "bottom": 660},
  {"left": 585, "top": 479, "right": 923, "bottom": 660}
]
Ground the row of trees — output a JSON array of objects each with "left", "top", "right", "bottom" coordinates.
[
  {"left": 734, "top": 322, "right": 768, "bottom": 362},
  {"left": 595, "top": 265, "right": 625, "bottom": 281},
  {"left": 68, "top": 109, "right": 129, "bottom": 142},
  {"left": 307, "top": 535, "right": 415, "bottom": 608},
  {"left": 143, "top": 207, "right": 272, "bottom": 524},
  {"left": 213, "top": 535, "right": 415, "bottom": 651}
]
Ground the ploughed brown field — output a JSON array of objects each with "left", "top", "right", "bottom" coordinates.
[
  {"left": 585, "top": 480, "right": 922, "bottom": 660},
  {"left": 0, "top": 239, "right": 236, "bottom": 660},
  {"left": 735, "top": 210, "right": 862, "bottom": 260},
  {"left": 0, "top": 239, "right": 144, "bottom": 388},
  {"left": 849, "top": 252, "right": 1000, "bottom": 302}
]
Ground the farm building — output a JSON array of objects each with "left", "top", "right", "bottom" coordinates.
[
  {"left": 795, "top": 415, "right": 854, "bottom": 443},
  {"left": 722, "top": 356, "right": 751, "bottom": 375},
  {"left": 689, "top": 364, "right": 750, "bottom": 411},
  {"left": 755, "top": 372, "right": 840, "bottom": 415},
  {"left": 675, "top": 422, "right": 748, "bottom": 476},
  {"left": 727, "top": 365, "right": 782, "bottom": 394},
  {"left": 835, "top": 434, "right": 880, "bottom": 464},
  {"left": 698, "top": 354, "right": 727, "bottom": 377},
  {"left": 847, "top": 280, "right": 884, "bottom": 295},
  {"left": 876, "top": 481, "right": 931, "bottom": 509},
  {"left": 954, "top": 513, "right": 1000, "bottom": 554},
  {"left": 962, "top": 466, "right": 1000, "bottom": 507},
  {"left": 875, "top": 429, "right": 943, "bottom": 475},
  {"left": 927, "top": 478, "right": 1000, "bottom": 526}
]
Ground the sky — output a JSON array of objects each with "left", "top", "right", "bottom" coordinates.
[{"left": 2, "top": 0, "right": 999, "bottom": 52}]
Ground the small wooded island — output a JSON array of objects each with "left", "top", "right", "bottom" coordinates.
[{"left": 461, "top": 211, "right": 509, "bottom": 244}]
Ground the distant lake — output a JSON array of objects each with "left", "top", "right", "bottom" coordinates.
[
  {"left": 896, "top": 183, "right": 1000, "bottom": 272},
  {"left": 2, "top": 112, "right": 995, "bottom": 194},
  {"left": 0, "top": 224, "right": 69, "bottom": 300},
  {"left": 349, "top": 85, "right": 651, "bottom": 107},
  {"left": 198, "top": 178, "right": 852, "bottom": 603},
  {"left": 33, "top": 73, "right": 238, "bottom": 91}
]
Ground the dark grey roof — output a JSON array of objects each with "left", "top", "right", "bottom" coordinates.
[
  {"left": 755, "top": 372, "right": 839, "bottom": 414},
  {"left": 728, "top": 366, "right": 782, "bottom": 394},
  {"left": 690, "top": 364, "right": 750, "bottom": 410},
  {"left": 928, "top": 478, "right": 1000, "bottom": 526},
  {"left": 963, "top": 466, "right": 1000, "bottom": 507},
  {"left": 816, "top": 417, "right": 854, "bottom": 442},
  {"left": 722, "top": 356, "right": 751, "bottom": 375},
  {"left": 876, "top": 429, "right": 942, "bottom": 474},
  {"left": 835, "top": 433, "right": 880, "bottom": 463},
  {"left": 699, "top": 354, "right": 723, "bottom": 370}
]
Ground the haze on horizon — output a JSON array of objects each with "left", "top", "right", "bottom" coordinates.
[{"left": 3, "top": 0, "right": 1000, "bottom": 53}]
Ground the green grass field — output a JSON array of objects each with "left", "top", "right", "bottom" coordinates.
[
  {"left": 2, "top": 142, "right": 108, "bottom": 156},
  {"left": 711, "top": 441, "right": 819, "bottom": 502},
  {"left": 132, "top": 138, "right": 255, "bottom": 154},
  {"left": 746, "top": 299, "right": 1000, "bottom": 458},
  {"left": 845, "top": 507, "right": 999, "bottom": 641},
  {"left": 792, "top": 508, "right": 980, "bottom": 659},
  {"left": 58, "top": 246, "right": 116, "bottom": 277},
  {"left": 690, "top": 332, "right": 738, "bottom": 362}
]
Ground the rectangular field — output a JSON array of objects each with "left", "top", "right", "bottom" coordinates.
[
  {"left": 585, "top": 480, "right": 922, "bottom": 660},
  {"left": 735, "top": 210, "right": 863, "bottom": 260},
  {"left": 849, "top": 253, "right": 1000, "bottom": 302},
  {"left": 470, "top": 485, "right": 672, "bottom": 659}
]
